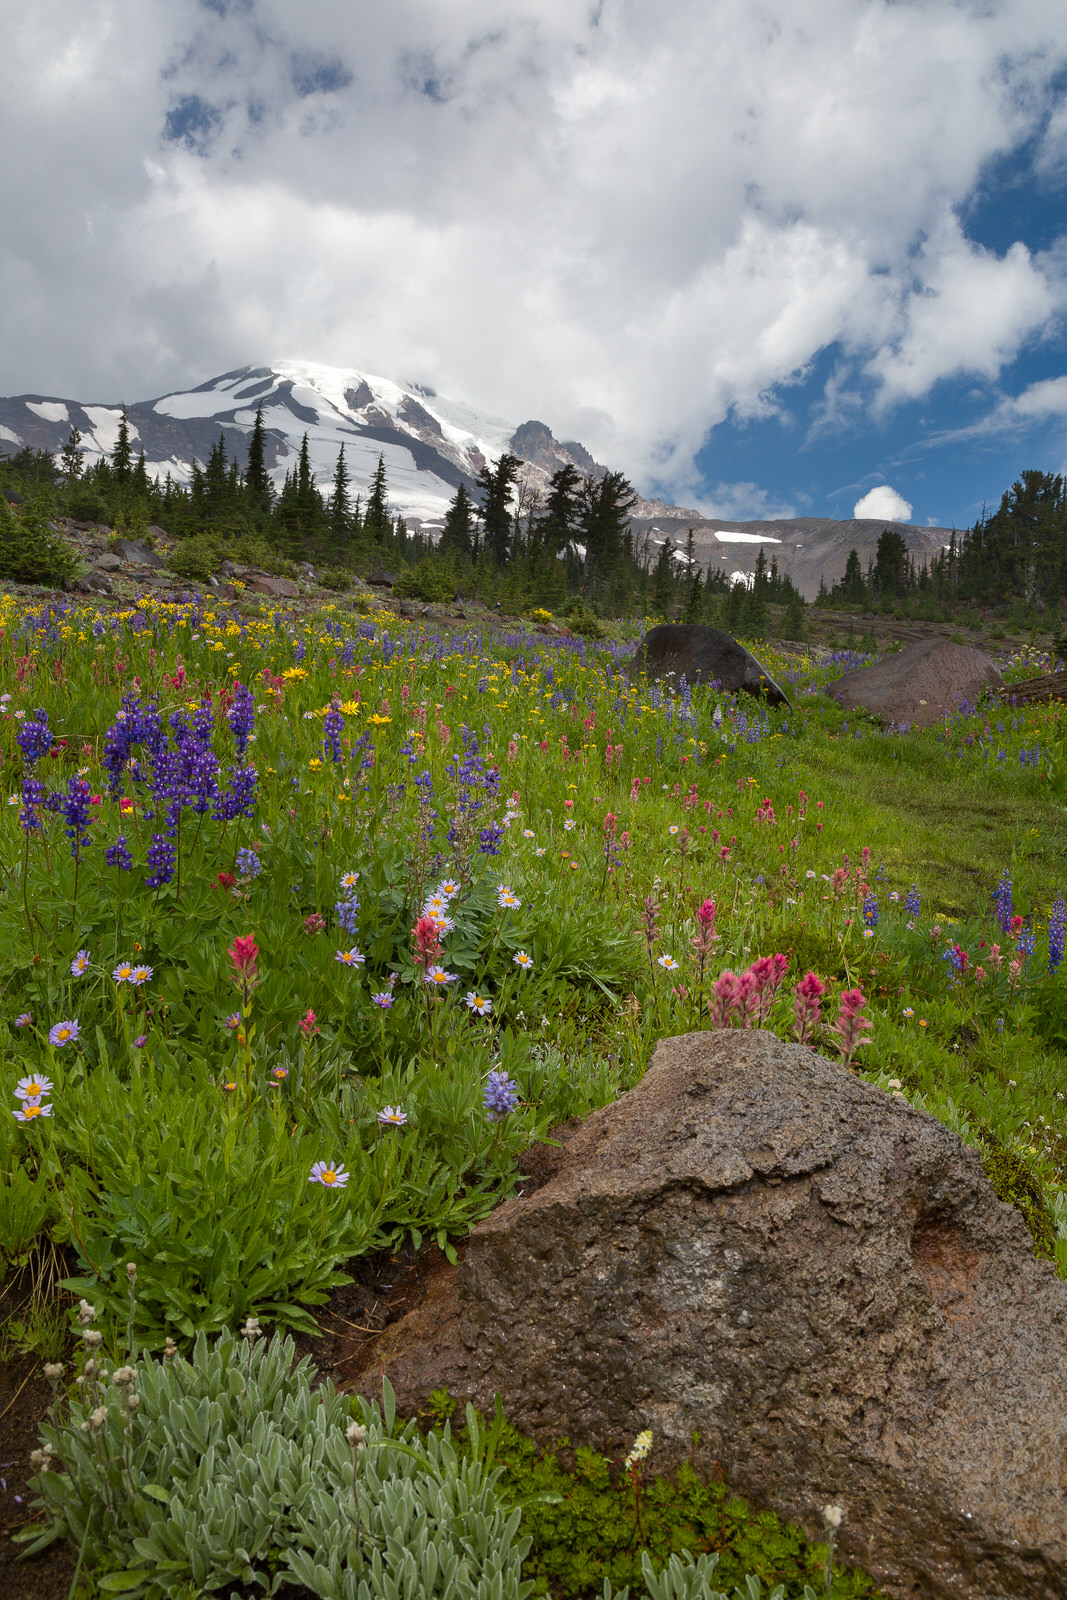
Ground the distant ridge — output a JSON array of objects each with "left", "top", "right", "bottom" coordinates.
[{"left": 0, "top": 360, "right": 956, "bottom": 596}]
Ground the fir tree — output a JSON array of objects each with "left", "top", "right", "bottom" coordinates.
[
  {"left": 328, "top": 445, "right": 352, "bottom": 559},
  {"left": 476, "top": 453, "right": 522, "bottom": 568},
  {"left": 110, "top": 407, "right": 133, "bottom": 483},
  {"left": 244, "top": 405, "right": 274, "bottom": 522},
  {"left": 364, "top": 454, "right": 391, "bottom": 543},
  {"left": 59, "top": 427, "right": 84, "bottom": 482},
  {"left": 535, "top": 464, "right": 582, "bottom": 556},
  {"left": 439, "top": 483, "right": 476, "bottom": 562}
]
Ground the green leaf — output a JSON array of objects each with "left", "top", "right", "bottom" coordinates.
[
  {"left": 139, "top": 1483, "right": 170, "bottom": 1503},
  {"left": 97, "top": 1571, "right": 151, "bottom": 1592}
]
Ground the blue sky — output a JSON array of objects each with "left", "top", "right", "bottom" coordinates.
[{"left": 1, "top": 1, "right": 1066, "bottom": 529}]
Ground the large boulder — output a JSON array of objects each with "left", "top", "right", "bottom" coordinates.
[
  {"left": 245, "top": 573, "right": 299, "bottom": 598},
  {"left": 627, "top": 624, "right": 790, "bottom": 707},
  {"left": 827, "top": 638, "right": 1002, "bottom": 727},
  {"left": 110, "top": 537, "right": 166, "bottom": 569},
  {"left": 354, "top": 1031, "right": 1067, "bottom": 1600}
]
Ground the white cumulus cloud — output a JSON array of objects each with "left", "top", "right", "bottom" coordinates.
[
  {"left": 0, "top": 0, "right": 1065, "bottom": 502},
  {"left": 853, "top": 486, "right": 913, "bottom": 523}
]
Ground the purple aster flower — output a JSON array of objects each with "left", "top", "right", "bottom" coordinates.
[
  {"left": 106, "top": 835, "right": 133, "bottom": 871},
  {"left": 483, "top": 1069, "right": 520, "bottom": 1122},
  {"left": 70, "top": 950, "right": 90, "bottom": 978},
  {"left": 308, "top": 1160, "right": 349, "bottom": 1188},
  {"left": 13, "top": 1098, "right": 52, "bottom": 1122},
  {"left": 335, "top": 947, "right": 365, "bottom": 967},
  {"left": 371, "top": 992, "right": 394, "bottom": 1009},
  {"left": 377, "top": 1105, "right": 407, "bottom": 1126},
  {"left": 14, "top": 1013, "right": 32, "bottom": 1029},
  {"left": 48, "top": 1020, "right": 80, "bottom": 1049},
  {"left": 15, "top": 1074, "right": 52, "bottom": 1100},
  {"left": 225, "top": 1012, "right": 241, "bottom": 1029},
  {"left": 132, "top": 1035, "right": 147, "bottom": 1048},
  {"left": 129, "top": 966, "right": 153, "bottom": 987}
]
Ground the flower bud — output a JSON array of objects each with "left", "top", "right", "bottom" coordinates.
[
  {"left": 126, "top": 1262, "right": 138, "bottom": 1281},
  {"left": 111, "top": 1366, "right": 136, "bottom": 1388},
  {"left": 77, "top": 1299, "right": 97, "bottom": 1325},
  {"left": 346, "top": 1421, "right": 366, "bottom": 1451},
  {"left": 44, "top": 1362, "right": 64, "bottom": 1383},
  {"left": 89, "top": 1406, "right": 108, "bottom": 1431},
  {"left": 83, "top": 1329, "right": 103, "bottom": 1350}
]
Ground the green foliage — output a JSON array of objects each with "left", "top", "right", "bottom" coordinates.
[
  {"left": 980, "top": 1129, "right": 1057, "bottom": 1259},
  {"left": 22, "top": 1338, "right": 535, "bottom": 1600},
  {"left": 394, "top": 556, "right": 458, "bottom": 603},
  {"left": 448, "top": 1412, "right": 878, "bottom": 1600},
  {"left": 167, "top": 533, "right": 222, "bottom": 582},
  {"left": 319, "top": 565, "right": 353, "bottom": 591},
  {"left": 0, "top": 498, "right": 79, "bottom": 587}
]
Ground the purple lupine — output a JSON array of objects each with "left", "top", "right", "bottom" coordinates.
[
  {"left": 862, "top": 894, "right": 879, "bottom": 929},
  {"left": 477, "top": 822, "right": 505, "bottom": 856},
  {"left": 15, "top": 709, "right": 52, "bottom": 765},
  {"left": 335, "top": 898, "right": 360, "bottom": 935},
  {"left": 19, "top": 775, "right": 45, "bottom": 832},
  {"left": 994, "top": 871, "right": 1013, "bottom": 934},
  {"left": 145, "top": 832, "right": 176, "bottom": 888},
  {"left": 905, "top": 885, "right": 921, "bottom": 917},
  {"left": 227, "top": 684, "right": 256, "bottom": 757},
  {"left": 235, "top": 847, "right": 262, "bottom": 879},
  {"left": 1050, "top": 896, "right": 1066, "bottom": 977},
  {"left": 483, "top": 1070, "right": 520, "bottom": 1122},
  {"left": 323, "top": 704, "right": 344, "bottom": 763},
  {"left": 106, "top": 836, "right": 133, "bottom": 871},
  {"left": 213, "top": 765, "right": 258, "bottom": 822},
  {"left": 59, "top": 775, "right": 93, "bottom": 859}
]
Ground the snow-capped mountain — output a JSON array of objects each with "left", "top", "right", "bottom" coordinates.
[{"left": 0, "top": 360, "right": 604, "bottom": 524}]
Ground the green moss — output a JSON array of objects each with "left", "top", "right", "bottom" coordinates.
[
  {"left": 452, "top": 1410, "right": 885, "bottom": 1599},
  {"left": 980, "top": 1130, "right": 1057, "bottom": 1260}
]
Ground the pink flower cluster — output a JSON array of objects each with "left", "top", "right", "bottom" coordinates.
[{"left": 709, "top": 953, "right": 789, "bottom": 1027}]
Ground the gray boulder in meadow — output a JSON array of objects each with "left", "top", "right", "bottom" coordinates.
[
  {"left": 357, "top": 1029, "right": 1067, "bottom": 1600},
  {"left": 827, "top": 637, "right": 1002, "bottom": 727},
  {"left": 626, "top": 624, "right": 791, "bottom": 707}
]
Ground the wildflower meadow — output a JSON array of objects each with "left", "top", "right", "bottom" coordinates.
[
  {"left": 2, "top": 591, "right": 1067, "bottom": 1358},
  {"left": 5, "top": 585, "right": 1067, "bottom": 1598}
]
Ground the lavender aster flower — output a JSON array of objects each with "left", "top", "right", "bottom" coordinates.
[
  {"left": 371, "top": 992, "right": 394, "bottom": 1009},
  {"left": 308, "top": 1160, "right": 349, "bottom": 1188},
  {"left": 48, "top": 1020, "right": 80, "bottom": 1048},
  {"left": 377, "top": 1105, "right": 407, "bottom": 1126},
  {"left": 14, "top": 1013, "right": 32, "bottom": 1029},
  {"left": 483, "top": 1069, "right": 520, "bottom": 1122},
  {"left": 335, "top": 947, "right": 365, "bottom": 967},
  {"left": 15, "top": 1074, "right": 52, "bottom": 1100}
]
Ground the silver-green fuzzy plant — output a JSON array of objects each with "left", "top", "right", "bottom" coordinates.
[
  {"left": 601, "top": 1551, "right": 820, "bottom": 1600},
  {"left": 20, "top": 1312, "right": 535, "bottom": 1600}
]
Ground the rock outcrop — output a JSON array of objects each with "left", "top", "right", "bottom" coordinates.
[
  {"left": 827, "top": 639, "right": 1002, "bottom": 727},
  {"left": 354, "top": 1030, "right": 1067, "bottom": 1600},
  {"left": 627, "top": 624, "right": 790, "bottom": 707}
]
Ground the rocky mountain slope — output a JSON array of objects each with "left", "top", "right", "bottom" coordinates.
[{"left": 0, "top": 360, "right": 958, "bottom": 595}]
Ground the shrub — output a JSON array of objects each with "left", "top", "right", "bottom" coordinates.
[
  {"left": 395, "top": 556, "right": 458, "bottom": 604},
  {"left": 64, "top": 489, "right": 108, "bottom": 525},
  {"left": 0, "top": 499, "right": 79, "bottom": 587},
  {"left": 22, "top": 1331, "right": 535, "bottom": 1600},
  {"left": 167, "top": 534, "right": 223, "bottom": 582},
  {"left": 319, "top": 565, "right": 353, "bottom": 592}
]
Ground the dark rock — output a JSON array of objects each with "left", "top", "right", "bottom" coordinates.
[
  {"left": 627, "top": 624, "right": 790, "bottom": 707},
  {"left": 366, "top": 570, "right": 397, "bottom": 588},
  {"left": 219, "top": 559, "right": 237, "bottom": 578},
  {"left": 111, "top": 537, "right": 166, "bottom": 569},
  {"left": 1006, "top": 670, "right": 1067, "bottom": 706},
  {"left": 145, "top": 525, "right": 169, "bottom": 541},
  {"left": 355, "top": 1029, "right": 1067, "bottom": 1600},
  {"left": 92, "top": 552, "right": 123, "bottom": 572},
  {"left": 827, "top": 638, "right": 1002, "bottom": 728},
  {"left": 73, "top": 574, "right": 112, "bottom": 596},
  {"left": 245, "top": 574, "right": 299, "bottom": 599}
]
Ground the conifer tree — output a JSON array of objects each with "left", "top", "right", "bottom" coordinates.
[
  {"left": 244, "top": 405, "right": 274, "bottom": 523},
  {"left": 59, "top": 426, "right": 83, "bottom": 482},
  {"left": 439, "top": 483, "right": 476, "bottom": 562},
  {"left": 328, "top": 444, "right": 352, "bottom": 561},
  {"left": 535, "top": 464, "right": 582, "bottom": 556},
  {"left": 110, "top": 407, "right": 133, "bottom": 483},
  {"left": 476, "top": 453, "right": 521, "bottom": 568},
  {"left": 364, "top": 454, "right": 391, "bottom": 544}
]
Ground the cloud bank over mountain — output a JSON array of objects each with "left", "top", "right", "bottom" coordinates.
[{"left": 1, "top": 1, "right": 1066, "bottom": 517}]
